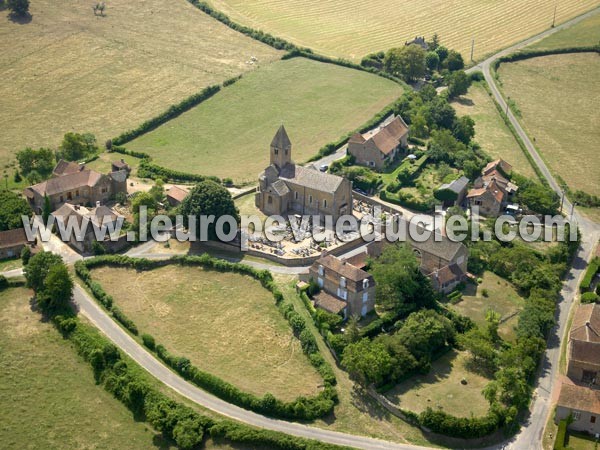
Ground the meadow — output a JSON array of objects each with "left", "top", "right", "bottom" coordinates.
[
  {"left": 451, "top": 271, "right": 525, "bottom": 342},
  {"left": 385, "top": 350, "right": 491, "bottom": 418},
  {"left": 497, "top": 53, "right": 600, "bottom": 197},
  {"left": 0, "top": 0, "right": 280, "bottom": 170},
  {"left": 0, "top": 287, "right": 165, "bottom": 449},
  {"left": 90, "top": 265, "right": 323, "bottom": 401},
  {"left": 451, "top": 82, "right": 538, "bottom": 179},
  {"left": 207, "top": 0, "right": 600, "bottom": 61},
  {"left": 127, "top": 57, "right": 403, "bottom": 182},
  {"left": 529, "top": 11, "right": 600, "bottom": 50}
]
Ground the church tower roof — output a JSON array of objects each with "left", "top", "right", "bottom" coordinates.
[{"left": 271, "top": 125, "right": 291, "bottom": 149}]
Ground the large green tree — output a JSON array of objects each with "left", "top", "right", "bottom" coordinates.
[
  {"left": 7, "top": 0, "right": 29, "bottom": 16},
  {"left": 341, "top": 338, "right": 393, "bottom": 385},
  {"left": 0, "top": 190, "right": 31, "bottom": 231},
  {"left": 16, "top": 147, "right": 55, "bottom": 178},
  {"left": 24, "top": 251, "right": 63, "bottom": 293},
  {"left": 57, "top": 132, "right": 98, "bottom": 162},
  {"left": 384, "top": 45, "right": 427, "bottom": 81},
  {"left": 370, "top": 243, "right": 436, "bottom": 314},
  {"left": 447, "top": 70, "right": 471, "bottom": 99},
  {"left": 37, "top": 263, "right": 73, "bottom": 313},
  {"left": 180, "top": 180, "right": 239, "bottom": 241}
]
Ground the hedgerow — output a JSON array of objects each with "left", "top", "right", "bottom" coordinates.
[{"left": 75, "top": 254, "right": 337, "bottom": 421}]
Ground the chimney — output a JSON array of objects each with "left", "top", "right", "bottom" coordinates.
[{"left": 96, "top": 201, "right": 101, "bottom": 208}]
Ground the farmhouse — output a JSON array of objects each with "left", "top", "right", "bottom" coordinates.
[
  {"left": 111, "top": 159, "right": 131, "bottom": 174},
  {"left": 53, "top": 159, "right": 85, "bottom": 177},
  {"left": 566, "top": 303, "right": 600, "bottom": 386},
  {"left": 308, "top": 252, "right": 376, "bottom": 317},
  {"left": 555, "top": 383, "right": 600, "bottom": 435},
  {"left": 0, "top": 228, "right": 28, "bottom": 259},
  {"left": 347, "top": 116, "right": 409, "bottom": 171},
  {"left": 467, "top": 160, "right": 518, "bottom": 216},
  {"left": 166, "top": 186, "right": 189, "bottom": 207},
  {"left": 405, "top": 36, "right": 428, "bottom": 50},
  {"left": 24, "top": 166, "right": 128, "bottom": 214},
  {"left": 52, "top": 203, "right": 124, "bottom": 253},
  {"left": 256, "top": 126, "right": 353, "bottom": 221},
  {"left": 436, "top": 175, "right": 469, "bottom": 207}
]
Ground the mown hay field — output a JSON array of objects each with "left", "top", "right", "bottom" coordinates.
[
  {"left": 127, "top": 57, "right": 403, "bottom": 182},
  {"left": 0, "top": 287, "right": 164, "bottom": 449},
  {"left": 91, "top": 265, "right": 323, "bottom": 401},
  {"left": 0, "top": 0, "right": 281, "bottom": 170},
  {"left": 207, "top": 0, "right": 600, "bottom": 61},
  {"left": 529, "top": 11, "right": 600, "bottom": 50},
  {"left": 497, "top": 53, "right": 600, "bottom": 197},
  {"left": 451, "top": 81, "right": 538, "bottom": 179}
]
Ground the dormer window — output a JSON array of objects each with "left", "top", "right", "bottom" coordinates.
[
  {"left": 340, "top": 276, "right": 346, "bottom": 288},
  {"left": 363, "top": 279, "right": 369, "bottom": 289},
  {"left": 318, "top": 264, "right": 324, "bottom": 276},
  {"left": 274, "top": 148, "right": 279, "bottom": 155}
]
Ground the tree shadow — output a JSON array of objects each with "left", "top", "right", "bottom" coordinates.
[
  {"left": 8, "top": 11, "right": 32, "bottom": 24},
  {"left": 0, "top": 1, "right": 7, "bottom": 12},
  {"left": 454, "top": 96, "right": 474, "bottom": 107}
]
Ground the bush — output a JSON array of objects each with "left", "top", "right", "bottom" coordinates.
[
  {"left": 112, "top": 306, "right": 138, "bottom": 335},
  {"left": 419, "top": 408, "right": 502, "bottom": 439},
  {"left": 554, "top": 419, "right": 568, "bottom": 450},
  {"left": 581, "top": 291, "right": 599, "bottom": 304},
  {"left": 142, "top": 333, "right": 156, "bottom": 350},
  {"left": 0, "top": 275, "right": 8, "bottom": 291},
  {"left": 580, "top": 258, "right": 599, "bottom": 292}
]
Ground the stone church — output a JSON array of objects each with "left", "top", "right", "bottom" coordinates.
[{"left": 256, "top": 126, "right": 352, "bottom": 221}]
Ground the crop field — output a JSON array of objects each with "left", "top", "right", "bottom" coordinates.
[
  {"left": 0, "top": 0, "right": 281, "bottom": 170},
  {"left": 385, "top": 350, "right": 491, "bottom": 418},
  {"left": 452, "top": 272, "right": 525, "bottom": 341},
  {"left": 91, "top": 265, "right": 323, "bottom": 401},
  {"left": 0, "top": 287, "right": 163, "bottom": 449},
  {"left": 529, "top": 11, "right": 600, "bottom": 50},
  {"left": 451, "top": 82, "right": 538, "bottom": 179},
  {"left": 498, "top": 53, "right": 600, "bottom": 197},
  {"left": 127, "top": 57, "right": 403, "bottom": 182},
  {"left": 207, "top": 0, "right": 600, "bottom": 61}
]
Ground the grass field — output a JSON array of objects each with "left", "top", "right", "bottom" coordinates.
[
  {"left": 207, "top": 0, "right": 600, "bottom": 61},
  {"left": 385, "top": 350, "right": 491, "bottom": 418},
  {"left": 529, "top": 12, "right": 600, "bottom": 50},
  {"left": 498, "top": 53, "right": 600, "bottom": 197},
  {"left": 0, "top": 287, "right": 166, "bottom": 449},
  {"left": 0, "top": 0, "right": 280, "bottom": 171},
  {"left": 452, "top": 272, "right": 525, "bottom": 341},
  {"left": 91, "top": 265, "right": 322, "bottom": 401},
  {"left": 451, "top": 82, "right": 538, "bottom": 179},
  {"left": 126, "top": 57, "right": 403, "bottom": 182}
]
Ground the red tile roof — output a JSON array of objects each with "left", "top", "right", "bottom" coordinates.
[
  {"left": 167, "top": 186, "right": 189, "bottom": 203},
  {"left": 558, "top": 383, "right": 600, "bottom": 415},
  {"left": 314, "top": 291, "right": 347, "bottom": 314},
  {"left": 0, "top": 228, "right": 28, "bottom": 249}
]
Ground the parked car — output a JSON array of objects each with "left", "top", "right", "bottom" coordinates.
[{"left": 319, "top": 164, "right": 329, "bottom": 172}]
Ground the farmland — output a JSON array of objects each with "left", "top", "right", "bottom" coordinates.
[
  {"left": 127, "top": 57, "right": 403, "bottom": 182},
  {"left": 90, "top": 265, "right": 323, "bottom": 401},
  {"left": 451, "top": 82, "right": 538, "bottom": 179},
  {"left": 497, "top": 53, "right": 600, "bottom": 196},
  {"left": 0, "top": 0, "right": 280, "bottom": 170},
  {"left": 207, "top": 0, "right": 600, "bottom": 61},
  {"left": 0, "top": 287, "right": 163, "bottom": 449},
  {"left": 529, "top": 12, "right": 600, "bottom": 50}
]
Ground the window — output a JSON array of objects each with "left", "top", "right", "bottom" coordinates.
[
  {"left": 362, "top": 279, "right": 369, "bottom": 289},
  {"left": 591, "top": 416, "right": 596, "bottom": 424},
  {"left": 268, "top": 195, "right": 273, "bottom": 204},
  {"left": 75, "top": 190, "right": 80, "bottom": 197},
  {"left": 295, "top": 191, "right": 298, "bottom": 200},
  {"left": 318, "top": 264, "right": 324, "bottom": 276},
  {"left": 101, "top": 187, "right": 108, "bottom": 194},
  {"left": 309, "top": 195, "right": 313, "bottom": 204},
  {"left": 362, "top": 292, "right": 368, "bottom": 303},
  {"left": 573, "top": 411, "right": 581, "bottom": 421},
  {"left": 67, "top": 192, "right": 72, "bottom": 200},
  {"left": 337, "top": 288, "right": 347, "bottom": 300},
  {"left": 60, "top": 196, "right": 64, "bottom": 202},
  {"left": 274, "top": 148, "right": 279, "bottom": 155},
  {"left": 340, "top": 276, "right": 346, "bottom": 288},
  {"left": 318, "top": 277, "right": 324, "bottom": 288},
  {"left": 323, "top": 199, "right": 327, "bottom": 209}
]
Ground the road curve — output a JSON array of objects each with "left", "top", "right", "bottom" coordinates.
[{"left": 72, "top": 283, "right": 429, "bottom": 450}]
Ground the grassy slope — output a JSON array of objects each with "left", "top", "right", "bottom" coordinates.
[
  {"left": 451, "top": 81, "right": 538, "bottom": 179},
  {"left": 0, "top": 0, "right": 280, "bottom": 169},
  {"left": 90, "top": 265, "right": 323, "bottom": 401},
  {"left": 498, "top": 53, "right": 600, "bottom": 197},
  {"left": 127, "top": 57, "right": 403, "bottom": 182},
  {"left": 208, "top": 0, "right": 600, "bottom": 60},
  {"left": 0, "top": 287, "right": 166, "bottom": 449},
  {"left": 385, "top": 350, "right": 491, "bottom": 418},
  {"left": 529, "top": 12, "right": 600, "bottom": 50},
  {"left": 452, "top": 272, "right": 525, "bottom": 342}
]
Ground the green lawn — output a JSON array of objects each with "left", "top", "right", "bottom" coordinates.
[
  {"left": 0, "top": 287, "right": 166, "bottom": 449},
  {"left": 566, "top": 431, "right": 599, "bottom": 450},
  {"left": 497, "top": 53, "right": 600, "bottom": 197},
  {"left": 385, "top": 350, "right": 491, "bottom": 418},
  {"left": 452, "top": 271, "right": 525, "bottom": 341},
  {"left": 529, "top": 12, "right": 600, "bottom": 50},
  {"left": 451, "top": 81, "right": 538, "bottom": 179},
  {"left": 91, "top": 265, "right": 323, "bottom": 401},
  {"left": 126, "top": 57, "right": 403, "bottom": 182},
  {"left": 0, "top": 258, "right": 22, "bottom": 273}
]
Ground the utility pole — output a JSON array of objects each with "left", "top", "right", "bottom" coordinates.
[
  {"left": 570, "top": 202, "right": 577, "bottom": 221},
  {"left": 552, "top": 3, "right": 557, "bottom": 28},
  {"left": 470, "top": 39, "right": 475, "bottom": 62}
]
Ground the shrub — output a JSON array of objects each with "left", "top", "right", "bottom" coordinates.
[
  {"left": 0, "top": 275, "right": 7, "bottom": 291},
  {"left": 142, "top": 333, "right": 156, "bottom": 350},
  {"left": 554, "top": 419, "right": 568, "bottom": 450},
  {"left": 580, "top": 258, "right": 599, "bottom": 292},
  {"left": 112, "top": 306, "right": 138, "bottom": 335},
  {"left": 581, "top": 291, "right": 599, "bottom": 304},
  {"left": 482, "top": 288, "right": 489, "bottom": 298}
]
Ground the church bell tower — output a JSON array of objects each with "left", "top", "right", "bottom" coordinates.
[{"left": 270, "top": 125, "right": 292, "bottom": 169}]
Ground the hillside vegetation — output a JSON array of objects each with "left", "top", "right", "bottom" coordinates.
[
  {"left": 208, "top": 0, "right": 600, "bottom": 60},
  {"left": 0, "top": 0, "right": 281, "bottom": 169}
]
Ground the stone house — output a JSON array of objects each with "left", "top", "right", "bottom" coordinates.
[
  {"left": 555, "top": 383, "right": 600, "bottom": 435},
  {"left": 0, "top": 228, "right": 28, "bottom": 259},
  {"left": 53, "top": 159, "right": 85, "bottom": 177},
  {"left": 567, "top": 303, "right": 600, "bottom": 386},
  {"left": 467, "top": 161, "right": 518, "bottom": 217},
  {"left": 483, "top": 159, "right": 512, "bottom": 177},
  {"left": 437, "top": 175, "right": 470, "bottom": 208},
  {"left": 347, "top": 116, "right": 409, "bottom": 171},
  {"left": 405, "top": 36, "right": 428, "bottom": 50},
  {"left": 52, "top": 203, "right": 124, "bottom": 253},
  {"left": 111, "top": 159, "right": 131, "bottom": 174},
  {"left": 24, "top": 166, "right": 127, "bottom": 214},
  {"left": 256, "top": 126, "right": 353, "bottom": 222},
  {"left": 166, "top": 186, "right": 189, "bottom": 207},
  {"left": 308, "top": 252, "right": 376, "bottom": 318}
]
